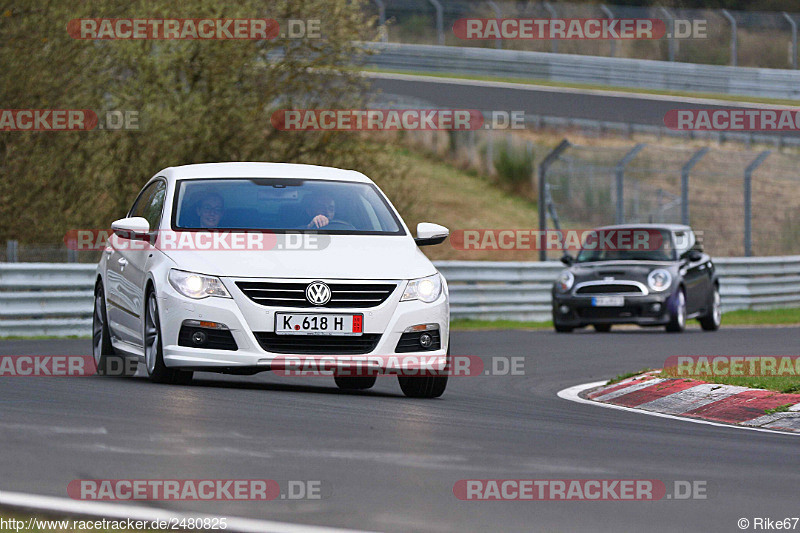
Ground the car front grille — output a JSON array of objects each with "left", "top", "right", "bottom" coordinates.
[
  {"left": 253, "top": 332, "right": 382, "bottom": 354},
  {"left": 236, "top": 281, "right": 397, "bottom": 308},
  {"left": 577, "top": 306, "right": 640, "bottom": 319},
  {"left": 575, "top": 283, "right": 644, "bottom": 295}
]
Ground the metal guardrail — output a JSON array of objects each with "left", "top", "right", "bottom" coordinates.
[
  {"left": 1, "top": 258, "right": 800, "bottom": 336},
  {"left": 366, "top": 42, "right": 800, "bottom": 100}
]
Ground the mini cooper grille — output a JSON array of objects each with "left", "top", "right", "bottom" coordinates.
[
  {"left": 253, "top": 333, "right": 382, "bottom": 355},
  {"left": 575, "top": 284, "right": 644, "bottom": 295},
  {"left": 236, "top": 282, "right": 397, "bottom": 308}
]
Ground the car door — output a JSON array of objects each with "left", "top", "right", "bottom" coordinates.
[
  {"left": 676, "top": 231, "right": 706, "bottom": 314},
  {"left": 111, "top": 180, "right": 166, "bottom": 346}
]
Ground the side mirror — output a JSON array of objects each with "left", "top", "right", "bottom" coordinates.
[
  {"left": 111, "top": 217, "right": 151, "bottom": 240},
  {"left": 560, "top": 254, "right": 574, "bottom": 266},
  {"left": 682, "top": 249, "right": 703, "bottom": 263},
  {"left": 414, "top": 222, "right": 449, "bottom": 246}
]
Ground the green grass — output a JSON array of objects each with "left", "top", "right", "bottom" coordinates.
[
  {"left": 366, "top": 67, "right": 800, "bottom": 107},
  {"left": 451, "top": 318, "right": 552, "bottom": 330},
  {"left": 655, "top": 372, "right": 800, "bottom": 395},
  {"left": 765, "top": 403, "right": 794, "bottom": 415},
  {"left": 608, "top": 368, "right": 653, "bottom": 385}
]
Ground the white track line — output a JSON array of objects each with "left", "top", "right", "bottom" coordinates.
[
  {"left": 366, "top": 71, "right": 800, "bottom": 109},
  {"left": 0, "top": 490, "right": 377, "bottom": 533},
  {"left": 557, "top": 381, "right": 800, "bottom": 438}
]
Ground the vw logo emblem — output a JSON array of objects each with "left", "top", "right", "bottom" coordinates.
[{"left": 306, "top": 281, "right": 332, "bottom": 306}]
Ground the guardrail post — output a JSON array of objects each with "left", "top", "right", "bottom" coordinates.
[
  {"left": 614, "top": 143, "right": 646, "bottom": 225},
  {"left": 373, "top": 0, "right": 387, "bottom": 42},
  {"left": 784, "top": 13, "right": 798, "bottom": 69},
  {"left": 426, "top": 0, "right": 445, "bottom": 45},
  {"left": 659, "top": 8, "right": 675, "bottom": 61},
  {"left": 680, "top": 147, "right": 709, "bottom": 225},
  {"left": 6, "top": 240, "right": 18, "bottom": 263},
  {"left": 721, "top": 9, "right": 737, "bottom": 66},
  {"left": 744, "top": 150, "right": 771, "bottom": 257},
  {"left": 600, "top": 5, "right": 616, "bottom": 57},
  {"left": 487, "top": 1, "right": 502, "bottom": 49},
  {"left": 543, "top": 2, "right": 558, "bottom": 53},
  {"left": 538, "top": 139, "right": 571, "bottom": 261}
]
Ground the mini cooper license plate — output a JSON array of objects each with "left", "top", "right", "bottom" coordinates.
[
  {"left": 275, "top": 313, "right": 363, "bottom": 336},
  {"left": 591, "top": 296, "right": 625, "bottom": 307}
]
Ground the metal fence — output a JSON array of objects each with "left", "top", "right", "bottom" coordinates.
[
  {"left": 538, "top": 139, "right": 800, "bottom": 259},
  {"left": 369, "top": 1, "right": 800, "bottom": 69},
  {"left": 366, "top": 42, "right": 800, "bottom": 100},
  {"left": 2, "top": 259, "right": 800, "bottom": 336}
]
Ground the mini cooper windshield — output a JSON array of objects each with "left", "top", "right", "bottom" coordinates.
[
  {"left": 575, "top": 228, "right": 676, "bottom": 262},
  {"left": 173, "top": 178, "right": 404, "bottom": 234}
]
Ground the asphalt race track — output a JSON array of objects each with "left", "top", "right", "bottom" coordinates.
[
  {"left": 1, "top": 328, "right": 798, "bottom": 532},
  {"left": 369, "top": 73, "right": 800, "bottom": 137}
]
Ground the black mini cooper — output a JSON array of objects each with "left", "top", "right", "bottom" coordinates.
[{"left": 551, "top": 224, "right": 720, "bottom": 333}]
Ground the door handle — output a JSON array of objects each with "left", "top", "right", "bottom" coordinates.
[{"left": 117, "top": 257, "right": 128, "bottom": 268}]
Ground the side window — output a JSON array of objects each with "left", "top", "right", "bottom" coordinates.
[
  {"left": 129, "top": 181, "right": 167, "bottom": 231},
  {"left": 673, "top": 231, "right": 694, "bottom": 257}
]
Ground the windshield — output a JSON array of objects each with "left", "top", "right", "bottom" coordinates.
[
  {"left": 575, "top": 228, "right": 676, "bottom": 262},
  {"left": 172, "top": 178, "right": 405, "bottom": 234}
]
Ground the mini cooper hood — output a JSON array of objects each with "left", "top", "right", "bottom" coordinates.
[
  {"left": 160, "top": 234, "right": 437, "bottom": 280},
  {"left": 570, "top": 260, "right": 676, "bottom": 278}
]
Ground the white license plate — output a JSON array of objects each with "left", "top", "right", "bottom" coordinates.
[
  {"left": 275, "top": 313, "right": 363, "bottom": 336},
  {"left": 591, "top": 296, "right": 625, "bottom": 307}
]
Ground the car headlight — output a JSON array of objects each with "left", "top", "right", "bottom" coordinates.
[
  {"left": 647, "top": 269, "right": 672, "bottom": 292},
  {"left": 401, "top": 273, "right": 443, "bottom": 303},
  {"left": 168, "top": 269, "right": 231, "bottom": 299},
  {"left": 556, "top": 270, "right": 574, "bottom": 292}
]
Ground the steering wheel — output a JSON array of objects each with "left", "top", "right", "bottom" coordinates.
[{"left": 322, "top": 219, "right": 355, "bottom": 230}]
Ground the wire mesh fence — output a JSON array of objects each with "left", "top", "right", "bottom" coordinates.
[{"left": 375, "top": 0, "right": 800, "bottom": 69}]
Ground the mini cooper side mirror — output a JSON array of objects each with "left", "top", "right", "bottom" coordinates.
[
  {"left": 682, "top": 249, "right": 703, "bottom": 263},
  {"left": 560, "top": 254, "right": 574, "bottom": 266}
]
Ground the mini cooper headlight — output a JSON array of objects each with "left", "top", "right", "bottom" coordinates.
[
  {"left": 647, "top": 269, "right": 672, "bottom": 292},
  {"left": 557, "top": 270, "right": 575, "bottom": 292},
  {"left": 402, "top": 273, "right": 443, "bottom": 303},
  {"left": 169, "top": 269, "right": 231, "bottom": 299}
]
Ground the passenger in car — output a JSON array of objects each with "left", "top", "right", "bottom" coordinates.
[{"left": 196, "top": 192, "right": 225, "bottom": 228}]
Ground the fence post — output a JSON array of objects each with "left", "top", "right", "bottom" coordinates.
[
  {"left": 538, "top": 139, "right": 571, "bottom": 261},
  {"left": 373, "top": 0, "right": 387, "bottom": 42},
  {"left": 486, "top": 130, "right": 494, "bottom": 175},
  {"left": 681, "top": 147, "right": 710, "bottom": 225},
  {"left": 426, "top": 0, "right": 445, "bottom": 45},
  {"left": 600, "top": 5, "right": 616, "bottom": 57},
  {"left": 487, "top": 1, "right": 502, "bottom": 49},
  {"left": 721, "top": 9, "right": 737, "bottom": 66},
  {"left": 6, "top": 240, "right": 19, "bottom": 262},
  {"left": 615, "top": 143, "right": 646, "bottom": 225},
  {"left": 744, "top": 150, "right": 771, "bottom": 257},
  {"left": 659, "top": 8, "right": 675, "bottom": 61},
  {"left": 784, "top": 13, "right": 798, "bottom": 70},
  {"left": 543, "top": 2, "right": 558, "bottom": 53}
]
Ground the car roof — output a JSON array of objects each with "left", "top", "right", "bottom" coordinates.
[
  {"left": 593, "top": 223, "right": 692, "bottom": 233},
  {"left": 156, "top": 163, "right": 373, "bottom": 184}
]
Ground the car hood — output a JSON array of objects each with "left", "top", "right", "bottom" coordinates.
[
  {"left": 159, "top": 234, "right": 436, "bottom": 280},
  {"left": 570, "top": 260, "right": 677, "bottom": 280}
]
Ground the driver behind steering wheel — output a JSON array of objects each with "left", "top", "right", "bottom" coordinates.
[{"left": 305, "top": 194, "right": 336, "bottom": 229}]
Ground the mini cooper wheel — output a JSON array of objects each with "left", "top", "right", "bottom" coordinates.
[
  {"left": 553, "top": 324, "right": 574, "bottom": 333},
  {"left": 699, "top": 285, "right": 721, "bottom": 332},
  {"left": 593, "top": 324, "right": 612, "bottom": 333},
  {"left": 666, "top": 289, "right": 686, "bottom": 333},
  {"left": 144, "top": 291, "right": 193, "bottom": 385}
]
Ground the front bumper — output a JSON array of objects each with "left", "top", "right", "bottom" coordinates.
[
  {"left": 552, "top": 290, "right": 675, "bottom": 327},
  {"left": 156, "top": 277, "right": 449, "bottom": 372}
]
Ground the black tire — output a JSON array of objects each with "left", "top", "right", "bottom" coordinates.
[
  {"left": 699, "top": 285, "right": 721, "bottom": 332},
  {"left": 334, "top": 375, "right": 377, "bottom": 390},
  {"left": 593, "top": 324, "right": 612, "bottom": 333},
  {"left": 93, "top": 283, "right": 135, "bottom": 376},
  {"left": 666, "top": 289, "right": 687, "bottom": 333},
  {"left": 397, "top": 345, "right": 449, "bottom": 398},
  {"left": 144, "top": 291, "right": 193, "bottom": 385},
  {"left": 554, "top": 323, "right": 574, "bottom": 333}
]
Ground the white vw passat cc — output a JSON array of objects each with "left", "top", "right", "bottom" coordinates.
[{"left": 94, "top": 163, "right": 451, "bottom": 398}]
